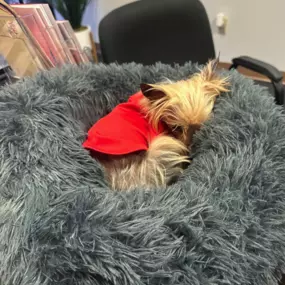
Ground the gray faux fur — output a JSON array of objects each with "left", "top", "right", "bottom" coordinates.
[{"left": 1, "top": 62, "right": 285, "bottom": 285}]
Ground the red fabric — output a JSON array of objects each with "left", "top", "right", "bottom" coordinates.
[{"left": 82, "top": 91, "right": 165, "bottom": 155}]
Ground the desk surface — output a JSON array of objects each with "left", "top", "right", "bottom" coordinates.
[{"left": 218, "top": 62, "right": 285, "bottom": 83}]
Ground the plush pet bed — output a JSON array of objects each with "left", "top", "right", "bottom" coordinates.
[{"left": 1, "top": 62, "right": 285, "bottom": 285}]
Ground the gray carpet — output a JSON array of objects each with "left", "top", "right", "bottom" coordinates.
[{"left": 1, "top": 62, "right": 285, "bottom": 285}]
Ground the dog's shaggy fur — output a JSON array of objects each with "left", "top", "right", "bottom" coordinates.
[
  {"left": 98, "top": 62, "right": 228, "bottom": 191},
  {"left": 1, "top": 62, "right": 285, "bottom": 285}
]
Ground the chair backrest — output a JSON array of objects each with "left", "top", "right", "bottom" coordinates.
[{"left": 99, "top": 0, "right": 215, "bottom": 65}]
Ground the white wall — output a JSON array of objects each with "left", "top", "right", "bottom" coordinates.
[
  {"left": 56, "top": 0, "right": 136, "bottom": 42},
  {"left": 82, "top": 0, "right": 99, "bottom": 40},
  {"left": 97, "top": 0, "right": 137, "bottom": 21},
  {"left": 200, "top": 0, "right": 285, "bottom": 70}
]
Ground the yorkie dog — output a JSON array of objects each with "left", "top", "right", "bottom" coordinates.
[{"left": 83, "top": 60, "right": 228, "bottom": 191}]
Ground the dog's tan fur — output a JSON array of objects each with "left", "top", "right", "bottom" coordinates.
[{"left": 97, "top": 61, "right": 229, "bottom": 191}]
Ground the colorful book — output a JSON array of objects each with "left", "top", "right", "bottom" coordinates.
[
  {"left": 12, "top": 5, "right": 60, "bottom": 66},
  {"left": 41, "top": 3, "right": 76, "bottom": 64},
  {"left": 57, "top": 20, "right": 89, "bottom": 64},
  {"left": 0, "top": 0, "right": 91, "bottom": 79},
  {"left": 0, "top": 0, "right": 52, "bottom": 77},
  {"left": 12, "top": 3, "right": 76, "bottom": 65}
]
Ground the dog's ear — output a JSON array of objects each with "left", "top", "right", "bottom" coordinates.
[
  {"left": 140, "top": 83, "right": 165, "bottom": 101},
  {"left": 140, "top": 83, "right": 152, "bottom": 94}
]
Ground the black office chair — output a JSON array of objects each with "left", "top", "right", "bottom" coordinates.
[{"left": 99, "top": 0, "right": 284, "bottom": 106}]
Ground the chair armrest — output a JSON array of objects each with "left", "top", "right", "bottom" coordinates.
[
  {"left": 230, "top": 56, "right": 283, "bottom": 83},
  {"left": 230, "top": 56, "right": 284, "bottom": 105}
]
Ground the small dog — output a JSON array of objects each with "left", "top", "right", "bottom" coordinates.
[{"left": 83, "top": 60, "right": 228, "bottom": 191}]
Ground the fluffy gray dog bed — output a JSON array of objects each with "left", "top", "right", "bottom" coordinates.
[{"left": 1, "top": 62, "right": 285, "bottom": 285}]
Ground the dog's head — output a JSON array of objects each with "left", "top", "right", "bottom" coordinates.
[{"left": 140, "top": 60, "right": 229, "bottom": 145}]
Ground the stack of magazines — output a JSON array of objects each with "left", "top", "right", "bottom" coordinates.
[{"left": 0, "top": 0, "right": 90, "bottom": 81}]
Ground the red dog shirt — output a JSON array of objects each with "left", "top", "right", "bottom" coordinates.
[{"left": 82, "top": 91, "right": 166, "bottom": 155}]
